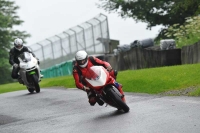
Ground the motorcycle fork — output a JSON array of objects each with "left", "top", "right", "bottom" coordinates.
[
  {"left": 112, "top": 86, "right": 123, "bottom": 98},
  {"left": 26, "top": 70, "right": 37, "bottom": 84}
]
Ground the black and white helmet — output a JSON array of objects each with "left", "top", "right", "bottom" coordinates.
[
  {"left": 14, "top": 38, "right": 23, "bottom": 51},
  {"left": 75, "top": 50, "right": 88, "bottom": 68}
]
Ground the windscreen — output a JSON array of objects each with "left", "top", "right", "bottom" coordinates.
[
  {"left": 85, "top": 66, "right": 102, "bottom": 81},
  {"left": 18, "top": 52, "right": 31, "bottom": 62}
]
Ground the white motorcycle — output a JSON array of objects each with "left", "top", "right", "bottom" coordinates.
[{"left": 18, "top": 52, "right": 41, "bottom": 93}]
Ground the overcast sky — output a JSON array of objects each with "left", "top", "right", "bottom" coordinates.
[{"left": 13, "top": 0, "right": 163, "bottom": 46}]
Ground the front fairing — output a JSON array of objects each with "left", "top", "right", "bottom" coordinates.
[
  {"left": 85, "top": 66, "right": 109, "bottom": 90},
  {"left": 85, "top": 66, "right": 123, "bottom": 109},
  {"left": 18, "top": 52, "right": 38, "bottom": 71}
]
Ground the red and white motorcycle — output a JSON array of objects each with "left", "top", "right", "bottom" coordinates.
[{"left": 85, "top": 66, "right": 130, "bottom": 112}]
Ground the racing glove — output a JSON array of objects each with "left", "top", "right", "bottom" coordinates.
[
  {"left": 106, "top": 66, "right": 112, "bottom": 71},
  {"left": 13, "top": 63, "right": 18, "bottom": 68},
  {"left": 83, "top": 86, "right": 90, "bottom": 92}
]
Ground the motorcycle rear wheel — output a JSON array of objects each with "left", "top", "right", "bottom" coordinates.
[
  {"left": 31, "top": 74, "right": 40, "bottom": 93},
  {"left": 108, "top": 89, "right": 130, "bottom": 113}
]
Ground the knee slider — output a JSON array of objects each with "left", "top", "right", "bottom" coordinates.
[
  {"left": 11, "top": 73, "right": 18, "bottom": 79},
  {"left": 89, "top": 97, "right": 96, "bottom": 106}
]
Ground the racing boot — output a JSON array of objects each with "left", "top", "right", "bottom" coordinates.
[
  {"left": 40, "top": 74, "right": 44, "bottom": 78},
  {"left": 88, "top": 97, "right": 96, "bottom": 106},
  {"left": 40, "top": 70, "right": 44, "bottom": 78}
]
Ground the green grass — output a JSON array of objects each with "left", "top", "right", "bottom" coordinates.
[
  {"left": 1, "top": 63, "right": 200, "bottom": 96},
  {"left": 119, "top": 64, "right": 200, "bottom": 95}
]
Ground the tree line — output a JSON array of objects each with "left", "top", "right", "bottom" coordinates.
[
  {"left": 0, "top": 0, "right": 30, "bottom": 84},
  {"left": 0, "top": 0, "right": 199, "bottom": 84},
  {"left": 98, "top": 0, "right": 200, "bottom": 39}
]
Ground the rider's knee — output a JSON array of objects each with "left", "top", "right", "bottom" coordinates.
[
  {"left": 89, "top": 97, "right": 96, "bottom": 106},
  {"left": 11, "top": 73, "right": 18, "bottom": 79},
  {"left": 87, "top": 91, "right": 97, "bottom": 106}
]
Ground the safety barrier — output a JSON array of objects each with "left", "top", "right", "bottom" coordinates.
[{"left": 41, "top": 60, "right": 73, "bottom": 78}]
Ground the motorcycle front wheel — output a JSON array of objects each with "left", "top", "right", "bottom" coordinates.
[
  {"left": 27, "top": 87, "right": 34, "bottom": 93},
  {"left": 31, "top": 74, "right": 40, "bottom": 93},
  {"left": 107, "top": 88, "right": 130, "bottom": 113}
]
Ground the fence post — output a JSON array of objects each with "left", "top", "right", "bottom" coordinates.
[
  {"left": 36, "top": 43, "right": 45, "bottom": 61},
  {"left": 63, "top": 31, "right": 72, "bottom": 54},
  {"left": 46, "top": 39, "right": 55, "bottom": 59},
  {"left": 69, "top": 29, "right": 78, "bottom": 50},
  {"left": 55, "top": 35, "right": 66, "bottom": 56},
  {"left": 94, "top": 17, "right": 105, "bottom": 53},
  {"left": 36, "top": 43, "right": 45, "bottom": 68},
  {"left": 86, "top": 21, "right": 96, "bottom": 53},
  {"left": 77, "top": 25, "right": 86, "bottom": 50},
  {"left": 100, "top": 13, "right": 110, "bottom": 40}
]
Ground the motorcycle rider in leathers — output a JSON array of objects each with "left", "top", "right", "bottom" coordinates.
[
  {"left": 73, "top": 50, "right": 125, "bottom": 106},
  {"left": 9, "top": 38, "right": 43, "bottom": 84}
]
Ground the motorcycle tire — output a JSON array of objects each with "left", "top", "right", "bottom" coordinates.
[
  {"left": 31, "top": 74, "right": 40, "bottom": 93},
  {"left": 27, "top": 87, "right": 34, "bottom": 93},
  {"left": 108, "top": 88, "right": 130, "bottom": 113}
]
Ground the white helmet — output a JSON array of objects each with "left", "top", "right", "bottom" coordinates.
[
  {"left": 14, "top": 38, "right": 23, "bottom": 51},
  {"left": 75, "top": 50, "right": 88, "bottom": 68}
]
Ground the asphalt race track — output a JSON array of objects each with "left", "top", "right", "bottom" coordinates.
[{"left": 0, "top": 87, "right": 200, "bottom": 133}]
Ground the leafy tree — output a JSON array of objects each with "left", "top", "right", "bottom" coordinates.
[
  {"left": 165, "top": 15, "right": 200, "bottom": 48},
  {"left": 0, "top": 0, "right": 30, "bottom": 84},
  {"left": 98, "top": 0, "right": 200, "bottom": 39}
]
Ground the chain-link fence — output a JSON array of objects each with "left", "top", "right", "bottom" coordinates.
[{"left": 27, "top": 13, "right": 110, "bottom": 69}]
